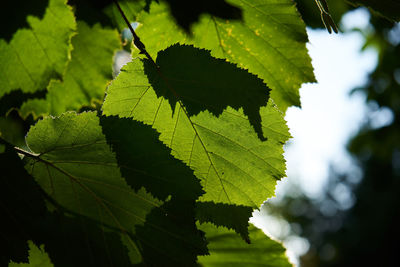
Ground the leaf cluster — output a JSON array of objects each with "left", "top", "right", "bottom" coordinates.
[{"left": 1, "top": 0, "right": 396, "bottom": 266}]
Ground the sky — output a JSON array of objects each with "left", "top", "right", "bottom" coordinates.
[
  {"left": 280, "top": 8, "right": 378, "bottom": 199},
  {"left": 251, "top": 8, "right": 384, "bottom": 266}
]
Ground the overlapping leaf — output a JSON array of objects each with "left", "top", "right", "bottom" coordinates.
[
  {"left": 131, "top": 0, "right": 315, "bottom": 110},
  {"left": 0, "top": 0, "right": 76, "bottom": 98},
  {"left": 20, "top": 22, "right": 120, "bottom": 118},
  {"left": 198, "top": 223, "right": 292, "bottom": 267},
  {"left": 23, "top": 112, "right": 207, "bottom": 266},
  {"left": 102, "top": 45, "right": 291, "bottom": 208},
  {"left": 196, "top": 201, "right": 253, "bottom": 242}
]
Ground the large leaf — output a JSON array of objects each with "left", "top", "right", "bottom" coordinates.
[
  {"left": 131, "top": 0, "right": 314, "bottom": 110},
  {"left": 0, "top": 138, "right": 133, "bottom": 267},
  {"left": 102, "top": 46, "right": 290, "bottom": 208},
  {"left": 150, "top": 0, "right": 243, "bottom": 32},
  {"left": 20, "top": 21, "right": 120, "bottom": 118},
  {"left": 198, "top": 223, "right": 292, "bottom": 266},
  {"left": 23, "top": 111, "right": 207, "bottom": 266},
  {"left": 0, "top": 0, "right": 76, "bottom": 98}
]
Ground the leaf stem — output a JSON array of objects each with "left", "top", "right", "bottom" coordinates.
[
  {"left": 314, "top": 0, "right": 338, "bottom": 34},
  {"left": 112, "top": 0, "right": 157, "bottom": 65},
  {"left": 14, "top": 146, "right": 40, "bottom": 158}
]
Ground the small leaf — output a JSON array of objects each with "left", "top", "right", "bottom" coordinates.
[
  {"left": 0, "top": 0, "right": 76, "bottom": 98},
  {"left": 198, "top": 223, "right": 292, "bottom": 267},
  {"left": 9, "top": 241, "right": 53, "bottom": 267}
]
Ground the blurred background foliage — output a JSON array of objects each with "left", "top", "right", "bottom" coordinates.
[{"left": 264, "top": 1, "right": 400, "bottom": 266}]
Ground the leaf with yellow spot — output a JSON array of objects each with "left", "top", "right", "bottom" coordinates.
[{"left": 131, "top": 0, "right": 315, "bottom": 111}]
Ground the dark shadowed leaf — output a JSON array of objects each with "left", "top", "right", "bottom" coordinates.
[
  {"left": 0, "top": 138, "right": 133, "bottom": 267},
  {"left": 100, "top": 115, "right": 204, "bottom": 200},
  {"left": 348, "top": 0, "right": 400, "bottom": 21},
  {"left": 144, "top": 44, "right": 270, "bottom": 140},
  {"left": 196, "top": 201, "right": 253, "bottom": 242}
]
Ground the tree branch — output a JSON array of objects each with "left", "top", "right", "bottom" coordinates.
[{"left": 112, "top": 0, "right": 157, "bottom": 65}]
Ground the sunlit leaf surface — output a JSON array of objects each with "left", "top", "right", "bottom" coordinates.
[{"left": 0, "top": 0, "right": 75, "bottom": 98}]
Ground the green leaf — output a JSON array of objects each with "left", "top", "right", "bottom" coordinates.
[
  {"left": 348, "top": 0, "right": 400, "bottom": 21},
  {"left": 132, "top": 0, "right": 315, "bottom": 110},
  {"left": 152, "top": 0, "right": 243, "bottom": 32},
  {"left": 143, "top": 44, "right": 270, "bottom": 140},
  {"left": 23, "top": 111, "right": 207, "bottom": 265},
  {"left": 198, "top": 223, "right": 292, "bottom": 267},
  {"left": 20, "top": 21, "right": 120, "bottom": 118},
  {"left": 100, "top": 115, "right": 204, "bottom": 200},
  {"left": 0, "top": 138, "right": 133, "bottom": 267},
  {"left": 0, "top": 0, "right": 76, "bottom": 98},
  {"left": 102, "top": 47, "right": 291, "bottom": 208},
  {"left": 9, "top": 241, "right": 53, "bottom": 267}
]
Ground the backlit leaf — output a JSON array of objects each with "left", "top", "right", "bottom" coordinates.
[
  {"left": 102, "top": 45, "right": 291, "bottom": 208},
  {"left": 9, "top": 241, "right": 53, "bottom": 267},
  {"left": 198, "top": 223, "right": 292, "bottom": 267},
  {"left": 0, "top": 0, "right": 76, "bottom": 98},
  {"left": 131, "top": 0, "right": 315, "bottom": 110},
  {"left": 23, "top": 111, "right": 207, "bottom": 266},
  {"left": 20, "top": 21, "right": 120, "bottom": 118}
]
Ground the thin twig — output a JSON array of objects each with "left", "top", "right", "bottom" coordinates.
[
  {"left": 14, "top": 146, "right": 40, "bottom": 159},
  {"left": 314, "top": 0, "right": 338, "bottom": 34},
  {"left": 112, "top": 0, "right": 157, "bottom": 65}
]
